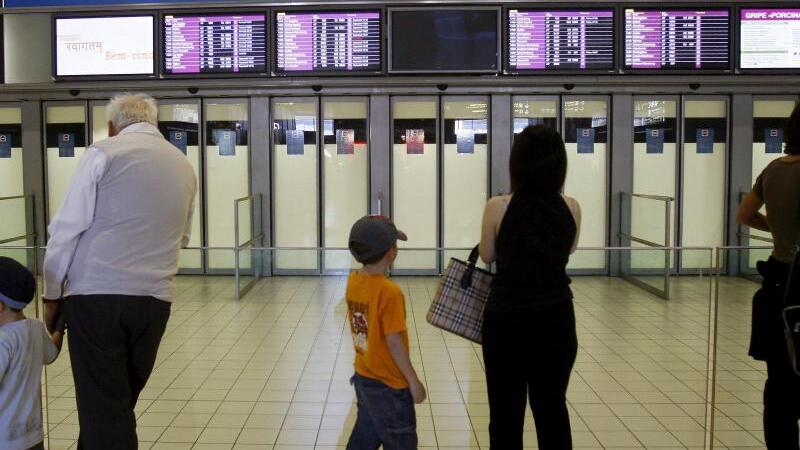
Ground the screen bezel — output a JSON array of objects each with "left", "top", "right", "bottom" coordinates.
[
  {"left": 388, "top": 6, "right": 502, "bottom": 74},
  {"left": 159, "top": 9, "right": 269, "bottom": 79},
  {"left": 503, "top": 5, "right": 617, "bottom": 75},
  {"left": 272, "top": 6, "right": 385, "bottom": 77},
  {"left": 620, "top": 4, "right": 734, "bottom": 74},
  {"left": 736, "top": 3, "right": 800, "bottom": 74},
  {"left": 52, "top": 12, "right": 158, "bottom": 81}
]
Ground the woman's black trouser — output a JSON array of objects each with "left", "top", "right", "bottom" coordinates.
[
  {"left": 482, "top": 300, "right": 577, "bottom": 450},
  {"left": 751, "top": 257, "right": 800, "bottom": 450}
]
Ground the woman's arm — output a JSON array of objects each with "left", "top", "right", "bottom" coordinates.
[
  {"left": 736, "top": 191, "right": 770, "bottom": 232},
  {"left": 568, "top": 199, "right": 582, "bottom": 254},
  {"left": 479, "top": 196, "right": 507, "bottom": 264}
]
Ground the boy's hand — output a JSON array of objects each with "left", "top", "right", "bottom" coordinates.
[{"left": 409, "top": 378, "right": 427, "bottom": 404}]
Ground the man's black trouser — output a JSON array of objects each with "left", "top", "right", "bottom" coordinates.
[{"left": 65, "top": 295, "right": 171, "bottom": 450}]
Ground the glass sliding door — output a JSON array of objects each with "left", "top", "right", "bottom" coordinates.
[
  {"left": 44, "top": 102, "right": 87, "bottom": 222},
  {"left": 204, "top": 99, "right": 250, "bottom": 271},
  {"left": 749, "top": 97, "right": 798, "bottom": 264},
  {"left": 322, "top": 98, "right": 369, "bottom": 273},
  {"left": 681, "top": 98, "right": 728, "bottom": 269},
  {"left": 632, "top": 98, "right": 679, "bottom": 269},
  {"left": 442, "top": 96, "right": 489, "bottom": 265},
  {"left": 272, "top": 98, "right": 319, "bottom": 273},
  {"left": 159, "top": 100, "right": 203, "bottom": 271},
  {"left": 563, "top": 97, "right": 609, "bottom": 270},
  {"left": 0, "top": 105, "right": 23, "bottom": 198},
  {"left": 391, "top": 97, "right": 438, "bottom": 273},
  {"left": 0, "top": 104, "right": 28, "bottom": 265}
]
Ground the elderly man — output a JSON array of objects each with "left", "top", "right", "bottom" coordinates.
[{"left": 43, "top": 93, "right": 196, "bottom": 450}]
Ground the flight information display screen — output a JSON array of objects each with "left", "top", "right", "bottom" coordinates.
[
  {"left": 275, "top": 10, "right": 381, "bottom": 74},
  {"left": 163, "top": 13, "right": 267, "bottom": 75},
  {"left": 740, "top": 9, "right": 800, "bottom": 70},
  {"left": 507, "top": 9, "right": 614, "bottom": 72},
  {"left": 55, "top": 15, "right": 154, "bottom": 77},
  {"left": 624, "top": 9, "right": 730, "bottom": 70}
]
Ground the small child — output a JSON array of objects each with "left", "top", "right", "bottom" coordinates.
[
  {"left": 0, "top": 257, "right": 63, "bottom": 450},
  {"left": 345, "top": 215, "right": 426, "bottom": 450}
]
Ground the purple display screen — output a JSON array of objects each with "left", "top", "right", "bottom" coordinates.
[
  {"left": 740, "top": 9, "right": 800, "bottom": 69},
  {"left": 507, "top": 10, "right": 614, "bottom": 71},
  {"left": 163, "top": 14, "right": 267, "bottom": 75},
  {"left": 275, "top": 11, "right": 381, "bottom": 73},
  {"left": 624, "top": 9, "right": 730, "bottom": 70}
]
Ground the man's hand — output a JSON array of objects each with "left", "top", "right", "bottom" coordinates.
[
  {"left": 43, "top": 298, "right": 65, "bottom": 334},
  {"left": 409, "top": 378, "right": 427, "bottom": 404}
]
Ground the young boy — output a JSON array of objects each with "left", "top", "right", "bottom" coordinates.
[
  {"left": 0, "top": 257, "right": 63, "bottom": 450},
  {"left": 345, "top": 215, "right": 426, "bottom": 450}
]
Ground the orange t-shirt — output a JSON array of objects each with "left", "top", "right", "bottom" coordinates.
[{"left": 346, "top": 271, "right": 410, "bottom": 389}]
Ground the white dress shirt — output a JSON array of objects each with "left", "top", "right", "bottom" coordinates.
[{"left": 42, "top": 122, "right": 196, "bottom": 301}]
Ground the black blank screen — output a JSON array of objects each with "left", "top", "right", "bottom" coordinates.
[{"left": 391, "top": 9, "right": 499, "bottom": 72}]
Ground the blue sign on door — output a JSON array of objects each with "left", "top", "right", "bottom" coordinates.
[
  {"left": 215, "top": 129, "right": 235, "bottom": 156},
  {"left": 286, "top": 130, "right": 305, "bottom": 155},
  {"left": 696, "top": 128, "right": 714, "bottom": 154},
  {"left": 59, "top": 133, "right": 75, "bottom": 158},
  {"left": 456, "top": 130, "right": 475, "bottom": 154},
  {"left": 646, "top": 128, "right": 664, "bottom": 154},
  {"left": 577, "top": 128, "right": 595, "bottom": 154},
  {"left": 0, "top": 134, "right": 11, "bottom": 158},
  {"left": 169, "top": 131, "right": 188, "bottom": 154},
  {"left": 765, "top": 128, "right": 783, "bottom": 154}
]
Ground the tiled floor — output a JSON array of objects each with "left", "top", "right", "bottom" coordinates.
[{"left": 35, "top": 274, "right": 769, "bottom": 449}]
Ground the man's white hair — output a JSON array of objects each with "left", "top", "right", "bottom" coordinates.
[{"left": 106, "top": 93, "right": 158, "bottom": 130}]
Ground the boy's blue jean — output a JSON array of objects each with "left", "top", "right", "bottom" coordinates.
[{"left": 347, "top": 373, "right": 418, "bottom": 450}]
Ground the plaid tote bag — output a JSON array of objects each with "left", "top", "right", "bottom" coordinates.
[{"left": 427, "top": 245, "right": 492, "bottom": 344}]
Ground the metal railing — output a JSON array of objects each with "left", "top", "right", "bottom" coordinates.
[
  {"left": 619, "top": 192, "right": 674, "bottom": 299},
  {"left": 234, "top": 194, "right": 264, "bottom": 299}
]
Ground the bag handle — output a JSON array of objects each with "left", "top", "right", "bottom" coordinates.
[{"left": 460, "top": 245, "right": 481, "bottom": 290}]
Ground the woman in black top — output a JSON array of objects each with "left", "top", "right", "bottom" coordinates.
[
  {"left": 479, "top": 125, "right": 581, "bottom": 450},
  {"left": 737, "top": 103, "right": 800, "bottom": 450}
]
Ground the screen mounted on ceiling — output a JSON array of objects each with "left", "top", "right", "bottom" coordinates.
[
  {"left": 740, "top": 8, "right": 800, "bottom": 70},
  {"left": 624, "top": 8, "right": 731, "bottom": 71},
  {"left": 163, "top": 13, "right": 267, "bottom": 75},
  {"left": 274, "top": 10, "right": 382, "bottom": 74},
  {"left": 507, "top": 9, "right": 615, "bottom": 72},
  {"left": 55, "top": 15, "right": 155, "bottom": 77},
  {"left": 390, "top": 8, "right": 500, "bottom": 73}
]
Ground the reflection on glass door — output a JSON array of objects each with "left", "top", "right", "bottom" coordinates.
[
  {"left": 272, "top": 99, "right": 319, "bottom": 272},
  {"left": 0, "top": 105, "right": 23, "bottom": 198},
  {"left": 45, "top": 102, "right": 87, "bottom": 222},
  {"left": 159, "top": 101, "right": 203, "bottom": 271},
  {"left": 90, "top": 101, "right": 109, "bottom": 144},
  {"left": 513, "top": 97, "right": 559, "bottom": 134},
  {"left": 681, "top": 98, "right": 728, "bottom": 269},
  {"left": 443, "top": 97, "right": 489, "bottom": 264},
  {"left": 204, "top": 99, "right": 250, "bottom": 271},
  {"left": 749, "top": 98, "right": 798, "bottom": 262},
  {"left": 563, "top": 98, "right": 608, "bottom": 270},
  {"left": 392, "top": 98, "right": 438, "bottom": 273},
  {"left": 322, "top": 98, "right": 369, "bottom": 272},
  {"left": 632, "top": 98, "right": 678, "bottom": 269}
]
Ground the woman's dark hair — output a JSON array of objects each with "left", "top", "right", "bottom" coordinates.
[
  {"left": 509, "top": 125, "right": 568, "bottom": 194},
  {"left": 785, "top": 102, "right": 800, "bottom": 155}
]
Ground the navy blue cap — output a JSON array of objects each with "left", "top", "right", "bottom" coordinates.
[{"left": 0, "top": 257, "right": 35, "bottom": 310}]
